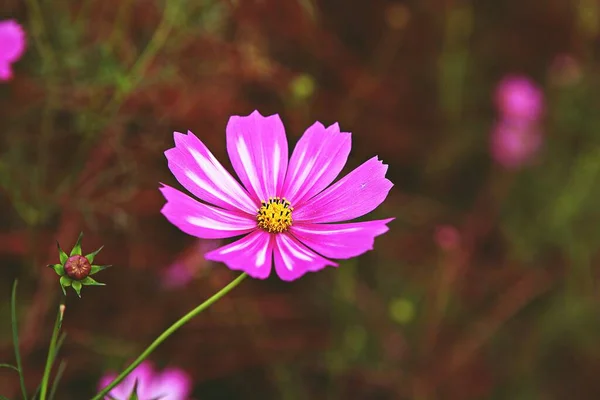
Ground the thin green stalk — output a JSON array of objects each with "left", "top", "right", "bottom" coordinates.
[
  {"left": 91, "top": 273, "right": 248, "bottom": 400},
  {"left": 11, "top": 280, "right": 28, "bottom": 400},
  {"left": 48, "top": 360, "right": 67, "bottom": 400},
  {"left": 40, "top": 304, "right": 65, "bottom": 400}
]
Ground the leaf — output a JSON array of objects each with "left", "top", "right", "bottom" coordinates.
[
  {"left": 69, "top": 232, "right": 84, "bottom": 256},
  {"left": 85, "top": 245, "right": 104, "bottom": 264},
  {"left": 72, "top": 281, "right": 82, "bottom": 298},
  {"left": 90, "top": 264, "right": 112, "bottom": 275},
  {"left": 57, "top": 242, "right": 68, "bottom": 265},
  {"left": 80, "top": 276, "right": 105, "bottom": 286},
  {"left": 48, "top": 264, "right": 65, "bottom": 276}
]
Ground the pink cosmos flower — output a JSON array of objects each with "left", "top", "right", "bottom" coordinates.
[
  {"left": 490, "top": 120, "right": 542, "bottom": 169},
  {"left": 0, "top": 19, "right": 26, "bottom": 81},
  {"left": 494, "top": 75, "right": 544, "bottom": 121},
  {"left": 160, "top": 110, "right": 393, "bottom": 281},
  {"left": 98, "top": 361, "right": 192, "bottom": 400}
]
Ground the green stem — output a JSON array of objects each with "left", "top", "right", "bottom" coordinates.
[
  {"left": 40, "top": 304, "right": 65, "bottom": 400},
  {"left": 11, "top": 281, "right": 27, "bottom": 400},
  {"left": 90, "top": 273, "right": 248, "bottom": 400}
]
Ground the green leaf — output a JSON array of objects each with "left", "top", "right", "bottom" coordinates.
[
  {"left": 90, "top": 264, "right": 112, "bottom": 275},
  {"left": 72, "top": 281, "right": 82, "bottom": 298},
  {"left": 48, "top": 264, "right": 65, "bottom": 276},
  {"left": 85, "top": 245, "right": 104, "bottom": 264},
  {"left": 0, "top": 395, "right": 11, "bottom": 400},
  {"left": 0, "top": 363, "right": 18, "bottom": 372},
  {"left": 69, "top": 232, "right": 84, "bottom": 256},
  {"left": 57, "top": 242, "right": 68, "bottom": 264},
  {"left": 80, "top": 276, "right": 105, "bottom": 286}
]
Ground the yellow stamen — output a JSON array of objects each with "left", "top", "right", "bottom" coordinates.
[{"left": 257, "top": 197, "right": 293, "bottom": 233}]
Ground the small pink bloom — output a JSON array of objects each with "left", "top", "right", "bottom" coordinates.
[
  {"left": 495, "top": 75, "right": 544, "bottom": 121},
  {"left": 434, "top": 225, "right": 460, "bottom": 251},
  {"left": 0, "top": 19, "right": 26, "bottom": 81},
  {"left": 161, "top": 239, "right": 221, "bottom": 289},
  {"left": 98, "top": 361, "right": 192, "bottom": 400},
  {"left": 490, "top": 120, "right": 542, "bottom": 169},
  {"left": 160, "top": 110, "right": 394, "bottom": 281}
]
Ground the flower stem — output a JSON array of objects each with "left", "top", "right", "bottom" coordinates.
[
  {"left": 90, "top": 272, "right": 248, "bottom": 400},
  {"left": 40, "top": 304, "right": 65, "bottom": 400}
]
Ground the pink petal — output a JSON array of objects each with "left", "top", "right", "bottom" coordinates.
[
  {"left": 273, "top": 233, "right": 337, "bottom": 281},
  {"left": 290, "top": 218, "right": 393, "bottom": 259},
  {"left": 0, "top": 20, "right": 26, "bottom": 63},
  {"left": 0, "top": 62, "right": 12, "bottom": 81},
  {"left": 150, "top": 368, "right": 193, "bottom": 400},
  {"left": 204, "top": 230, "right": 274, "bottom": 279},
  {"left": 293, "top": 156, "right": 393, "bottom": 223},
  {"left": 99, "top": 362, "right": 155, "bottom": 399},
  {"left": 282, "top": 121, "right": 351, "bottom": 206},
  {"left": 165, "top": 131, "right": 257, "bottom": 214},
  {"left": 160, "top": 185, "right": 257, "bottom": 239},
  {"left": 226, "top": 110, "right": 288, "bottom": 202}
]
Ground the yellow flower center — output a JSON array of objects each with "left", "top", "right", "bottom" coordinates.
[{"left": 257, "top": 197, "right": 293, "bottom": 233}]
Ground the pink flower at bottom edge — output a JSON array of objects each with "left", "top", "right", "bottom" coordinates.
[
  {"left": 0, "top": 19, "right": 26, "bottom": 81},
  {"left": 490, "top": 119, "right": 543, "bottom": 169},
  {"left": 160, "top": 110, "right": 394, "bottom": 281},
  {"left": 98, "top": 361, "right": 192, "bottom": 400}
]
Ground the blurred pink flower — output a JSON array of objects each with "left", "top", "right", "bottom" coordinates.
[
  {"left": 434, "top": 225, "right": 460, "bottom": 251},
  {"left": 98, "top": 361, "right": 192, "bottom": 400},
  {"left": 490, "top": 120, "right": 542, "bottom": 169},
  {"left": 0, "top": 19, "right": 26, "bottom": 81},
  {"left": 161, "top": 239, "right": 221, "bottom": 289},
  {"left": 160, "top": 110, "right": 393, "bottom": 281},
  {"left": 494, "top": 75, "right": 544, "bottom": 121}
]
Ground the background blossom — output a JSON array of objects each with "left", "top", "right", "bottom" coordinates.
[{"left": 0, "top": 19, "right": 26, "bottom": 81}]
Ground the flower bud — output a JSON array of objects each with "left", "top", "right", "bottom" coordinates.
[{"left": 64, "top": 254, "right": 92, "bottom": 280}]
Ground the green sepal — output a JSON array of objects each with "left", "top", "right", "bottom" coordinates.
[
  {"left": 72, "top": 281, "right": 82, "bottom": 298},
  {"left": 70, "top": 232, "right": 84, "bottom": 256},
  {"left": 49, "top": 263, "right": 65, "bottom": 276},
  {"left": 57, "top": 241, "right": 68, "bottom": 264},
  {"left": 59, "top": 276, "right": 72, "bottom": 296},
  {"left": 90, "top": 264, "right": 112, "bottom": 275},
  {"left": 128, "top": 378, "right": 140, "bottom": 400},
  {"left": 85, "top": 245, "right": 104, "bottom": 264},
  {"left": 80, "top": 276, "right": 105, "bottom": 286}
]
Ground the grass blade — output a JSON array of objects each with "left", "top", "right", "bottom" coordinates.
[
  {"left": 0, "top": 363, "right": 18, "bottom": 372},
  {"left": 11, "top": 280, "right": 28, "bottom": 400},
  {"left": 48, "top": 360, "right": 67, "bottom": 400}
]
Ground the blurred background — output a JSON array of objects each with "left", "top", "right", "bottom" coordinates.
[{"left": 1, "top": 0, "right": 600, "bottom": 398}]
